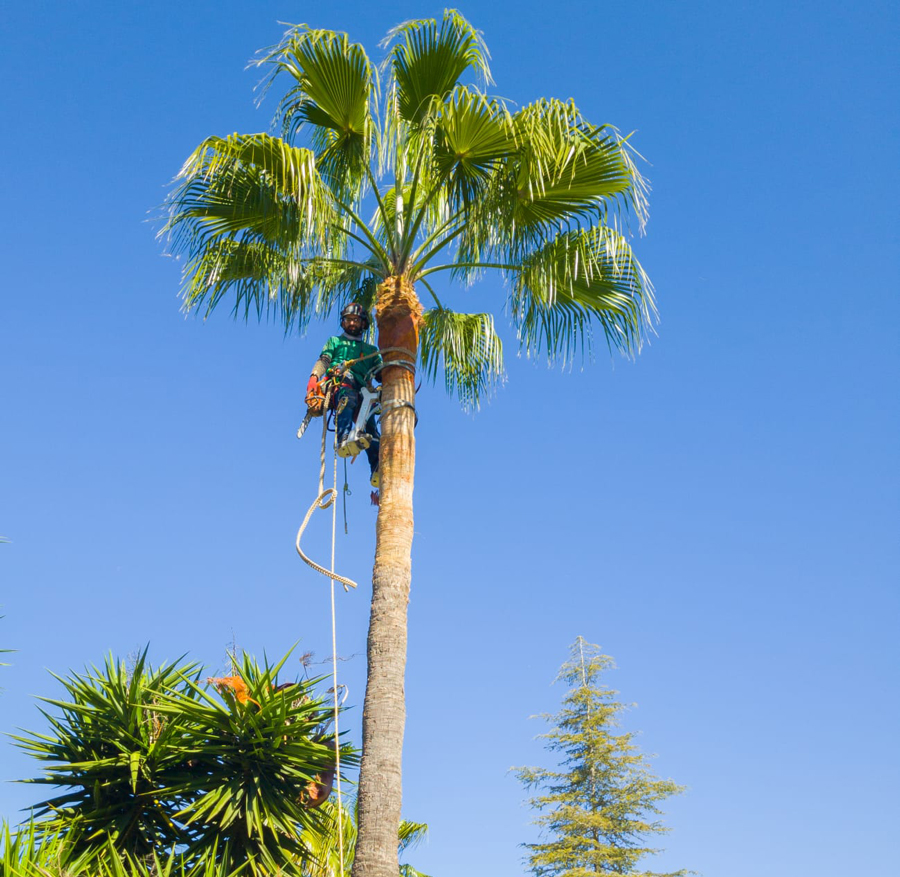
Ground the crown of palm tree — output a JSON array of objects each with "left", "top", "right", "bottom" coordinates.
[{"left": 162, "top": 9, "right": 654, "bottom": 408}]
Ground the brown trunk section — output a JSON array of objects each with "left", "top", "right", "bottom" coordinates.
[{"left": 351, "top": 276, "right": 422, "bottom": 877}]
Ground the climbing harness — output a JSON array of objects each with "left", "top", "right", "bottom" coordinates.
[{"left": 297, "top": 347, "right": 418, "bottom": 454}]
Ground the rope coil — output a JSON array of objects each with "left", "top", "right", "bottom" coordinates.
[{"left": 294, "top": 488, "right": 357, "bottom": 592}]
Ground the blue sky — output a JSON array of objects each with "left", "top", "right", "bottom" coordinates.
[{"left": 1, "top": 2, "right": 898, "bottom": 875}]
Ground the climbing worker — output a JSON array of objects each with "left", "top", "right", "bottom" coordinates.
[{"left": 306, "top": 303, "right": 382, "bottom": 487}]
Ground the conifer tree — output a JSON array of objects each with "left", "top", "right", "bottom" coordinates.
[{"left": 515, "top": 638, "right": 686, "bottom": 877}]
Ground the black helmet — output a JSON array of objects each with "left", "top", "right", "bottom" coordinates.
[{"left": 340, "top": 303, "right": 369, "bottom": 332}]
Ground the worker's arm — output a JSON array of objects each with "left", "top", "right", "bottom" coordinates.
[{"left": 307, "top": 340, "right": 334, "bottom": 393}]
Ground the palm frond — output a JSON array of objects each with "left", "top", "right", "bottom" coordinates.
[
  {"left": 1, "top": 612, "right": 11, "bottom": 669},
  {"left": 452, "top": 99, "right": 649, "bottom": 271},
  {"left": 397, "top": 819, "right": 428, "bottom": 854},
  {"left": 296, "top": 798, "right": 428, "bottom": 877},
  {"left": 161, "top": 132, "right": 366, "bottom": 327},
  {"left": 419, "top": 308, "right": 504, "bottom": 408},
  {"left": 397, "top": 818, "right": 431, "bottom": 877},
  {"left": 383, "top": 9, "right": 492, "bottom": 125},
  {"left": 511, "top": 99, "right": 645, "bottom": 231},
  {"left": 258, "top": 26, "right": 374, "bottom": 202},
  {"left": 179, "top": 238, "right": 305, "bottom": 324},
  {"left": 163, "top": 132, "right": 335, "bottom": 252},
  {"left": 510, "top": 227, "right": 656, "bottom": 363},
  {"left": 432, "top": 88, "right": 516, "bottom": 212},
  {"left": 180, "top": 240, "right": 374, "bottom": 334}
]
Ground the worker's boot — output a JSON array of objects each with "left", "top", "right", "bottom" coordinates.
[
  {"left": 337, "top": 431, "right": 372, "bottom": 458},
  {"left": 336, "top": 435, "right": 360, "bottom": 458}
]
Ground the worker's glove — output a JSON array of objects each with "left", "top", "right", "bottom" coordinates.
[{"left": 306, "top": 375, "right": 318, "bottom": 394}]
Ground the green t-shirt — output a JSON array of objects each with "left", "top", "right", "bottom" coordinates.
[{"left": 319, "top": 334, "right": 381, "bottom": 386}]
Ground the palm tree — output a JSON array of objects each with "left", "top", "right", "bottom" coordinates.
[{"left": 162, "top": 11, "right": 654, "bottom": 876}]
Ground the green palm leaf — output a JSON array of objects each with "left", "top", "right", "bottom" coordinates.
[
  {"left": 511, "top": 99, "right": 646, "bottom": 231},
  {"left": 1, "top": 612, "right": 11, "bottom": 670},
  {"left": 163, "top": 132, "right": 333, "bottom": 253},
  {"left": 432, "top": 89, "right": 516, "bottom": 210},
  {"left": 419, "top": 308, "right": 503, "bottom": 408},
  {"left": 180, "top": 238, "right": 306, "bottom": 323},
  {"left": 297, "top": 798, "right": 428, "bottom": 877},
  {"left": 511, "top": 227, "right": 655, "bottom": 362},
  {"left": 383, "top": 9, "right": 491, "bottom": 124},
  {"left": 260, "top": 26, "right": 374, "bottom": 200},
  {"left": 449, "top": 100, "right": 648, "bottom": 270},
  {"left": 161, "top": 132, "right": 369, "bottom": 325}
]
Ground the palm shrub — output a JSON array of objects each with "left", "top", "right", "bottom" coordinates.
[
  {"left": 14, "top": 650, "right": 201, "bottom": 858},
  {"left": 15, "top": 649, "right": 356, "bottom": 874},
  {"left": 156, "top": 650, "right": 358, "bottom": 874}
]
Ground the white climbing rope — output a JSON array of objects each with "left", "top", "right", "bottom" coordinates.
[
  {"left": 294, "top": 390, "right": 354, "bottom": 872},
  {"left": 327, "top": 420, "right": 346, "bottom": 877}
]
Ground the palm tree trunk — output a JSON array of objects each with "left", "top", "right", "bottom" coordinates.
[{"left": 351, "top": 275, "right": 422, "bottom": 877}]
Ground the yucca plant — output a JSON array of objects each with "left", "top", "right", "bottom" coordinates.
[
  {"left": 162, "top": 11, "right": 654, "bottom": 873},
  {"left": 16, "top": 649, "right": 355, "bottom": 874},
  {"left": 151, "top": 650, "right": 357, "bottom": 875},
  {"left": 14, "top": 650, "right": 201, "bottom": 858}
]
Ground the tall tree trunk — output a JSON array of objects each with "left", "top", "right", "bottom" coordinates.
[{"left": 351, "top": 276, "right": 421, "bottom": 877}]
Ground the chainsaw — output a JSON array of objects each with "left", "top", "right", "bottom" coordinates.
[{"left": 296, "top": 379, "right": 329, "bottom": 439}]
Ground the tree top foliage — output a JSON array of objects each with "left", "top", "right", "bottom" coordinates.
[{"left": 515, "top": 637, "right": 687, "bottom": 877}]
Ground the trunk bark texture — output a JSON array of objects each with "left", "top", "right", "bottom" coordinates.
[{"left": 351, "top": 276, "right": 422, "bottom": 877}]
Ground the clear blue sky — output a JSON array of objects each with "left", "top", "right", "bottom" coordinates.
[{"left": 2, "top": 2, "right": 898, "bottom": 874}]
